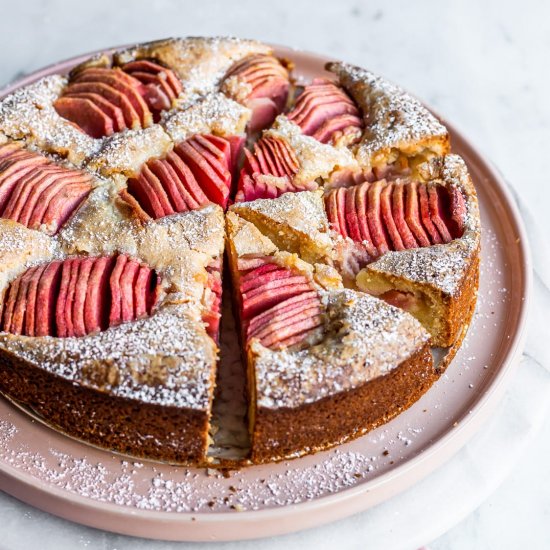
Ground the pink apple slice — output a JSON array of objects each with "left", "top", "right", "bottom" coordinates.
[
  {"left": 109, "top": 255, "right": 128, "bottom": 327},
  {"left": 367, "top": 180, "right": 390, "bottom": 255},
  {"left": 122, "top": 60, "right": 183, "bottom": 97},
  {"left": 242, "top": 282, "right": 312, "bottom": 320},
  {"left": 418, "top": 183, "right": 442, "bottom": 244},
  {"left": 84, "top": 256, "right": 114, "bottom": 334},
  {"left": 404, "top": 181, "right": 430, "bottom": 247},
  {"left": 240, "top": 267, "right": 296, "bottom": 293},
  {"left": 134, "top": 265, "right": 153, "bottom": 319},
  {"left": 54, "top": 97, "right": 115, "bottom": 138},
  {"left": 63, "top": 259, "right": 81, "bottom": 337},
  {"left": 64, "top": 92, "right": 126, "bottom": 132},
  {"left": 428, "top": 185, "right": 452, "bottom": 243},
  {"left": 120, "top": 259, "right": 140, "bottom": 322},
  {"left": 72, "top": 69, "right": 151, "bottom": 127},
  {"left": 380, "top": 182, "right": 405, "bottom": 250},
  {"left": 391, "top": 183, "right": 418, "bottom": 249},
  {"left": 55, "top": 259, "right": 74, "bottom": 337},
  {"left": 165, "top": 151, "right": 209, "bottom": 206},
  {"left": 35, "top": 261, "right": 63, "bottom": 337},
  {"left": 71, "top": 258, "right": 93, "bottom": 337},
  {"left": 64, "top": 82, "right": 140, "bottom": 129}
]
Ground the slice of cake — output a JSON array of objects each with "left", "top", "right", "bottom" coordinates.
[
  {"left": 354, "top": 155, "right": 480, "bottom": 347},
  {"left": 326, "top": 61, "right": 450, "bottom": 176},
  {"left": 226, "top": 211, "right": 433, "bottom": 463},
  {"left": 0, "top": 187, "right": 225, "bottom": 463}
]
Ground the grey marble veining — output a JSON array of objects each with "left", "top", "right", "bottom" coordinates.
[{"left": 0, "top": 0, "right": 549, "bottom": 548}]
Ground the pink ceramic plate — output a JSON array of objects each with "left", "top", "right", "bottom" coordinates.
[{"left": 0, "top": 45, "right": 531, "bottom": 542}]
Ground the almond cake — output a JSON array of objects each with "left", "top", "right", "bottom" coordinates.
[{"left": 0, "top": 37, "right": 480, "bottom": 465}]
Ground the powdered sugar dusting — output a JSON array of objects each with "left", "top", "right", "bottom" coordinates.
[
  {"left": 268, "top": 116, "right": 357, "bottom": 184},
  {"left": 252, "top": 289, "right": 429, "bottom": 409},
  {"left": 327, "top": 62, "right": 448, "bottom": 167},
  {"left": 0, "top": 305, "right": 215, "bottom": 409},
  {"left": 86, "top": 125, "right": 172, "bottom": 177},
  {"left": 162, "top": 92, "right": 250, "bottom": 142},
  {"left": 0, "top": 76, "right": 100, "bottom": 164},
  {"left": 368, "top": 233, "right": 478, "bottom": 295}
]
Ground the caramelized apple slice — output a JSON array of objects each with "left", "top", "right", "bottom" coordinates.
[
  {"left": 120, "top": 259, "right": 140, "bottom": 322},
  {"left": 148, "top": 159, "right": 188, "bottom": 212},
  {"left": 418, "top": 183, "right": 442, "bottom": 244},
  {"left": 35, "top": 261, "right": 63, "bottom": 337},
  {"left": 70, "top": 258, "right": 93, "bottom": 337},
  {"left": 40, "top": 180, "right": 92, "bottom": 232},
  {"left": 247, "top": 292, "right": 318, "bottom": 336},
  {"left": 0, "top": 154, "right": 50, "bottom": 211},
  {"left": 391, "top": 183, "right": 418, "bottom": 249},
  {"left": 64, "top": 259, "right": 81, "bottom": 337},
  {"left": 122, "top": 60, "right": 183, "bottom": 98},
  {"left": 6, "top": 266, "right": 36, "bottom": 335},
  {"left": 175, "top": 141, "right": 230, "bottom": 207},
  {"left": 249, "top": 297, "right": 320, "bottom": 338},
  {"left": 109, "top": 255, "right": 128, "bottom": 327},
  {"left": 223, "top": 54, "right": 290, "bottom": 132},
  {"left": 165, "top": 151, "right": 209, "bottom": 207},
  {"left": 258, "top": 313, "right": 323, "bottom": 349},
  {"left": 242, "top": 281, "right": 312, "bottom": 320},
  {"left": 448, "top": 186, "right": 467, "bottom": 238},
  {"left": 380, "top": 182, "right": 405, "bottom": 251},
  {"left": 404, "top": 181, "right": 431, "bottom": 247},
  {"left": 134, "top": 265, "right": 153, "bottom": 319},
  {"left": 64, "top": 92, "right": 126, "bottom": 132},
  {"left": 25, "top": 264, "right": 48, "bottom": 337},
  {"left": 240, "top": 266, "right": 298, "bottom": 293}
]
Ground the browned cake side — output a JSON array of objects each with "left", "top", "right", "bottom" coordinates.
[
  {"left": 251, "top": 345, "right": 434, "bottom": 463},
  {"left": 0, "top": 350, "right": 210, "bottom": 463}
]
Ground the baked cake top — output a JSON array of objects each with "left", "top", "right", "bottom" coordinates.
[{"left": 0, "top": 36, "right": 480, "bottom": 414}]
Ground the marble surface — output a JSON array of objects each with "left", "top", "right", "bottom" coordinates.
[{"left": 0, "top": 0, "right": 549, "bottom": 548}]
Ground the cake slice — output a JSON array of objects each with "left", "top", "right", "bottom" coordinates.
[
  {"left": 230, "top": 154, "right": 480, "bottom": 348},
  {"left": 226, "top": 211, "right": 433, "bottom": 463},
  {"left": 0, "top": 189, "right": 225, "bottom": 464},
  {"left": 355, "top": 155, "right": 480, "bottom": 347},
  {"left": 326, "top": 61, "right": 450, "bottom": 176}
]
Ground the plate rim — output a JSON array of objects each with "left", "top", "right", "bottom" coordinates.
[{"left": 0, "top": 43, "right": 533, "bottom": 541}]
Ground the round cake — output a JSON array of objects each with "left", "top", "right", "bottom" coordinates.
[{"left": 0, "top": 37, "right": 480, "bottom": 466}]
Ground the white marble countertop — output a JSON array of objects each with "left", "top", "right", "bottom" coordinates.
[{"left": 0, "top": 0, "right": 549, "bottom": 548}]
